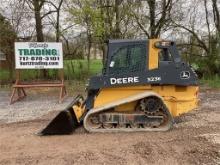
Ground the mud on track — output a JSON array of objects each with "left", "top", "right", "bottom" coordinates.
[{"left": 0, "top": 88, "right": 220, "bottom": 165}]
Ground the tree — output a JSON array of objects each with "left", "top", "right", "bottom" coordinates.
[
  {"left": 68, "top": 0, "right": 99, "bottom": 69},
  {"left": 0, "top": 0, "right": 36, "bottom": 40},
  {"left": 45, "top": 0, "right": 64, "bottom": 42},
  {"left": 172, "top": 0, "right": 220, "bottom": 76},
  {"left": 131, "top": 0, "right": 173, "bottom": 38},
  {"left": 0, "top": 14, "right": 17, "bottom": 79},
  {"left": 68, "top": 0, "right": 138, "bottom": 65}
]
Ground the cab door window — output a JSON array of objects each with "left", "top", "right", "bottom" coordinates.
[
  {"left": 159, "top": 49, "right": 173, "bottom": 62},
  {"left": 129, "top": 44, "right": 145, "bottom": 72},
  {"left": 109, "top": 47, "right": 128, "bottom": 74},
  {"left": 109, "top": 44, "right": 146, "bottom": 74},
  {"left": 159, "top": 48, "right": 174, "bottom": 67}
]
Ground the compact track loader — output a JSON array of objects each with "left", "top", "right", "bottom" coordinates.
[{"left": 39, "top": 39, "right": 199, "bottom": 135}]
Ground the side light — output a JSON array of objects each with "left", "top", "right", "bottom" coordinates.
[{"left": 154, "top": 41, "right": 172, "bottom": 48}]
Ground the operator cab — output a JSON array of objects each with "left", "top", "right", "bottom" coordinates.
[
  {"left": 106, "top": 39, "right": 147, "bottom": 75},
  {"left": 105, "top": 39, "right": 182, "bottom": 75}
]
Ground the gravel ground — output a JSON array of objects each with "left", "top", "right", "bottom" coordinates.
[
  {"left": 0, "top": 87, "right": 220, "bottom": 165},
  {"left": 0, "top": 88, "right": 82, "bottom": 123}
]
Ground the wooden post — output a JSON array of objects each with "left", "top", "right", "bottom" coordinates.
[
  {"left": 10, "top": 69, "right": 26, "bottom": 104},
  {"left": 58, "top": 69, "right": 67, "bottom": 103}
]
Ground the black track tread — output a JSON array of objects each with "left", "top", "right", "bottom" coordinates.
[{"left": 84, "top": 97, "right": 173, "bottom": 133}]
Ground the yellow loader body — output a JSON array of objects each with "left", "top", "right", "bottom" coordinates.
[{"left": 94, "top": 85, "right": 198, "bottom": 117}]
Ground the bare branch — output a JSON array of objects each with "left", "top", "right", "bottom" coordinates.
[
  {"left": 133, "top": 13, "right": 150, "bottom": 38},
  {"left": 204, "top": 0, "right": 211, "bottom": 49},
  {"left": 172, "top": 21, "right": 209, "bottom": 53},
  {"left": 44, "top": 0, "right": 58, "bottom": 9},
  {"left": 212, "top": 0, "right": 220, "bottom": 32},
  {"left": 25, "top": 0, "right": 34, "bottom": 10},
  {"left": 39, "top": 0, "right": 45, "bottom": 8},
  {"left": 177, "top": 43, "right": 208, "bottom": 50},
  {"left": 61, "top": 24, "right": 77, "bottom": 32},
  {"left": 40, "top": 10, "right": 57, "bottom": 20}
]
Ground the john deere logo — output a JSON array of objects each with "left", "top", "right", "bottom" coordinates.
[{"left": 180, "top": 71, "right": 190, "bottom": 79}]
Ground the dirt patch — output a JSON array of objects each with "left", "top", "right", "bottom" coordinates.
[{"left": 0, "top": 89, "right": 220, "bottom": 165}]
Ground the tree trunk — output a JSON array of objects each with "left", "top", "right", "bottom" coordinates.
[
  {"left": 33, "top": 0, "right": 44, "bottom": 42},
  {"left": 114, "top": 0, "right": 121, "bottom": 38},
  {"left": 101, "top": 43, "right": 108, "bottom": 67},
  {"left": 99, "top": 0, "right": 107, "bottom": 65},
  {"left": 6, "top": 52, "right": 14, "bottom": 82},
  {"left": 148, "top": 0, "right": 156, "bottom": 38},
  {"left": 56, "top": 10, "right": 60, "bottom": 42},
  {"left": 87, "top": 35, "right": 91, "bottom": 71},
  {"left": 55, "top": 0, "right": 63, "bottom": 42},
  {"left": 94, "top": 43, "right": 97, "bottom": 60},
  {"left": 33, "top": 0, "right": 47, "bottom": 78},
  {"left": 106, "top": 0, "right": 113, "bottom": 38}
]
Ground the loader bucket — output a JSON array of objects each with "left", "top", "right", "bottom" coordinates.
[
  {"left": 38, "top": 109, "right": 78, "bottom": 135},
  {"left": 38, "top": 95, "right": 84, "bottom": 136}
]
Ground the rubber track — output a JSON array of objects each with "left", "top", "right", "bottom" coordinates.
[{"left": 84, "top": 91, "right": 173, "bottom": 133}]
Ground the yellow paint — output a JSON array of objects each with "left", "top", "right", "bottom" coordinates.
[
  {"left": 148, "top": 39, "right": 160, "bottom": 70},
  {"left": 115, "top": 101, "right": 137, "bottom": 112},
  {"left": 94, "top": 86, "right": 151, "bottom": 108},
  {"left": 72, "top": 105, "right": 85, "bottom": 122},
  {"left": 94, "top": 85, "right": 199, "bottom": 117}
]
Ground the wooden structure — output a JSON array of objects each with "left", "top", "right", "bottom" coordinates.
[{"left": 10, "top": 70, "right": 67, "bottom": 104}]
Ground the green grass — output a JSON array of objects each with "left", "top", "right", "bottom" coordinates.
[
  {"left": 200, "top": 75, "right": 220, "bottom": 88},
  {"left": 64, "top": 59, "right": 103, "bottom": 80},
  {"left": 0, "top": 59, "right": 103, "bottom": 83},
  {"left": 0, "top": 69, "right": 10, "bottom": 81}
]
